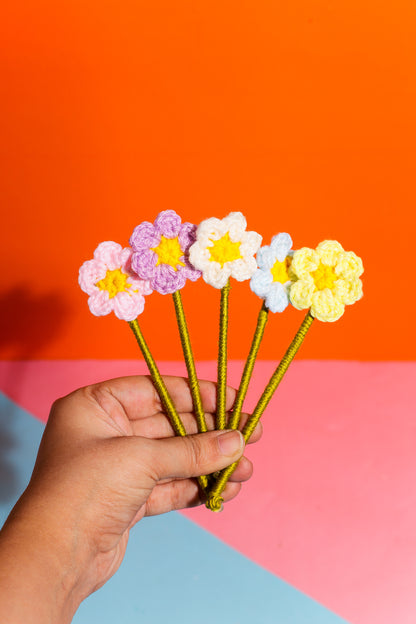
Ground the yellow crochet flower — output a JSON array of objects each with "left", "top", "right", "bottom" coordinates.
[{"left": 289, "top": 240, "right": 363, "bottom": 322}]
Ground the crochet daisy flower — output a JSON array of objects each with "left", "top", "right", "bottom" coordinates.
[
  {"left": 79, "top": 241, "right": 152, "bottom": 321},
  {"left": 289, "top": 240, "right": 363, "bottom": 322},
  {"left": 129, "top": 210, "right": 201, "bottom": 294},
  {"left": 189, "top": 212, "right": 262, "bottom": 288},
  {"left": 250, "top": 233, "right": 295, "bottom": 313}
]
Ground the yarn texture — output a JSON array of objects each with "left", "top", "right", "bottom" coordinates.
[
  {"left": 130, "top": 210, "right": 201, "bottom": 294},
  {"left": 189, "top": 212, "right": 262, "bottom": 289},
  {"left": 172, "top": 290, "right": 208, "bottom": 434},
  {"left": 78, "top": 241, "right": 152, "bottom": 322},
  {"left": 216, "top": 280, "right": 231, "bottom": 430},
  {"left": 250, "top": 232, "right": 295, "bottom": 313},
  {"left": 290, "top": 240, "right": 363, "bottom": 322},
  {"left": 227, "top": 302, "right": 269, "bottom": 431}
]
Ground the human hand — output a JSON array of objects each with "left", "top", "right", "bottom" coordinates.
[{"left": 0, "top": 375, "right": 261, "bottom": 623}]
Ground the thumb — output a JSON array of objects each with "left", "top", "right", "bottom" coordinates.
[{"left": 143, "top": 430, "right": 245, "bottom": 482}]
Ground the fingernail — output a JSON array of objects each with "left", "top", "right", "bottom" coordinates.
[{"left": 217, "top": 430, "right": 244, "bottom": 457}]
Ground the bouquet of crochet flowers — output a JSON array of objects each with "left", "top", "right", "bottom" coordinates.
[{"left": 79, "top": 210, "right": 364, "bottom": 512}]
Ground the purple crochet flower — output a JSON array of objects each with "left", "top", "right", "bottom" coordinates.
[{"left": 130, "top": 210, "right": 201, "bottom": 294}]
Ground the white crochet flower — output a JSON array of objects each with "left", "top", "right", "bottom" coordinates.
[
  {"left": 250, "top": 233, "right": 295, "bottom": 313},
  {"left": 189, "top": 212, "right": 262, "bottom": 289}
]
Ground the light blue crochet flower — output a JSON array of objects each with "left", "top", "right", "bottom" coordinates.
[{"left": 250, "top": 233, "right": 294, "bottom": 313}]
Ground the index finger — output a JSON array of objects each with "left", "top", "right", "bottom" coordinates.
[{"left": 96, "top": 375, "right": 237, "bottom": 420}]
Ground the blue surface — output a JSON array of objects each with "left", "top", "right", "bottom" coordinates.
[
  {"left": 0, "top": 392, "right": 44, "bottom": 525},
  {"left": 0, "top": 392, "right": 350, "bottom": 624}
]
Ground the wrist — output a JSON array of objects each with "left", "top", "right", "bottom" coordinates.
[{"left": 0, "top": 490, "right": 92, "bottom": 624}]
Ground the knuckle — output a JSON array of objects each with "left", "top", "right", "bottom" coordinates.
[
  {"left": 49, "top": 396, "right": 63, "bottom": 418},
  {"left": 185, "top": 435, "right": 206, "bottom": 469},
  {"left": 170, "top": 481, "right": 184, "bottom": 511}
]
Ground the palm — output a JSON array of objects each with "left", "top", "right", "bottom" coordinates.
[{"left": 38, "top": 375, "right": 260, "bottom": 591}]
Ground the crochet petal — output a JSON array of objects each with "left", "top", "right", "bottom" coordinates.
[
  {"left": 130, "top": 222, "right": 159, "bottom": 250},
  {"left": 154, "top": 210, "right": 182, "bottom": 238},
  {"left": 189, "top": 242, "right": 211, "bottom": 271},
  {"left": 88, "top": 290, "right": 113, "bottom": 317},
  {"left": 131, "top": 249, "right": 157, "bottom": 280},
  {"left": 231, "top": 257, "right": 257, "bottom": 281},
  {"left": 182, "top": 261, "right": 201, "bottom": 282},
  {"left": 316, "top": 240, "right": 344, "bottom": 267},
  {"left": 287, "top": 256, "right": 297, "bottom": 282},
  {"left": 119, "top": 247, "right": 135, "bottom": 273},
  {"left": 127, "top": 276, "right": 153, "bottom": 296},
  {"left": 197, "top": 217, "right": 224, "bottom": 242},
  {"left": 335, "top": 250, "right": 364, "bottom": 280},
  {"left": 289, "top": 279, "right": 315, "bottom": 310},
  {"left": 241, "top": 230, "right": 262, "bottom": 255},
  {"left": 178, "top": 222, "right": 197, "bottom": 251},
  {"left": 153, "top": 264, "right": 186, "bottom": 294},
  {"left": 113, "top": 291, "right": 145, "bottom": 321},
  {"left": 250, "top": 268, "right": 273, "bottom": 298},
  {"left": 203, "top": 262, "right": 231, "bottom": 289},
  {"left": 333, "top": 278, "right": 363, "bottom": 306},
  {"left": 78, "top": 259, "right": 107, "bottom": 295},
  {"left": 266, "top": 283, "right": 290, "bottom": 313},
  {"left": 93, "top": 241, "right": 124, "bottom": 270},
  {"left": 270, "top": 233, "right": 293, "bottom": 262},
  {"left": 256, "top": 245, "right": 275, "bottom": 270},
  {"left": 291, "top": 247, "right": 319, "bottom": 279},
  {"left": 310, "top": 289, "right": 345, "bottom": 322},
  {"left": 223, "top": 212, "right": 247, "bottom": 240}
]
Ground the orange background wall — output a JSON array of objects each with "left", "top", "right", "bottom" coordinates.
[{"left": 1, "top": 1, "right": 415, "bottom": 361}]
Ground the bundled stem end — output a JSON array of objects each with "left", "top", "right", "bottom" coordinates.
[{"left": 205, "top": 495, "right": 224, "bottom": 513}]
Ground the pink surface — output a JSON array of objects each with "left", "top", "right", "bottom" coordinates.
[{"left": 1, "top": 359, "right": 415, "bottom": 624}]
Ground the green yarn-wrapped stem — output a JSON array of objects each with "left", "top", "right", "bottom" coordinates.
[
  {"left": 228, "top": 302, "right": 269, "bottom": 431},
  {"left": 172, "top": 290, "right": 208, "bottom": 433},
  {"left": 128, "top": 320, "right": 208, "bottom": 492},
  {"left": 206, "top": 310, "right": 314, "bottom": 511},
  {"left": 216, "top": 280, "right": 231, "bottom": 430},
  {"left": 129, "top": 320, "right": 186, "bottom": 436},
  {"left": 242, "top": 311, "right": 314, "bottom": 440}
]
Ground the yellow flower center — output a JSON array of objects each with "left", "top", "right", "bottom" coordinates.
[
  {"left": 311, "top": 263, "right": 338, "bottom": 290},
  {"left": 209, "top": 233, "right": 242, "bottom": 267},
  {"left": 97, "top": 269, "right": 129, "bottom": 298},
  {"left": 151, "top": 235, "right": 185, "bottom": 271},
  {"left": 271, "top": 257, "right": 291, "bottom": 284}
]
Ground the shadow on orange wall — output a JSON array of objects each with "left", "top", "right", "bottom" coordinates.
[{"left": 0, "top": 288, "right": 69, "bottom": 359}]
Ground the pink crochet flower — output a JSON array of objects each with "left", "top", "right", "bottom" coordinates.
[
  {"left": 129, "top": 210, "right": 201, "bottom": 294},
  {"left": 79, "top": 241, "right": 152, "bottom": 322}
]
